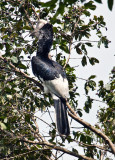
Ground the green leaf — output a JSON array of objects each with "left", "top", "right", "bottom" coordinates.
[
  {"left": 87, "top": 136, "right": 92, "bottom": 144},
  {"left": 94, "top": 0, "right": 102, "bottom": 3},
  {"left": 83, "top": 10, "right": 91, "bottom": 16},
  {"left": 84, "top": 104, "right": 90, "bottom": 113},
  {"left": 75, "top": 47, "right": 82, "bottom": 54},
  {"left": 76, "top": 42, "right": 82, "bottom": 48},
  {"left": 88, "top": 75, "right": 96, "bottom": 80},
  {"left": 57, "top": 2, "right": 65, "bottom": 15},
  {"left": 84, "top": 1, "right": 96, "bottom": 10},
  {"left": 25, "top": 114, "right": 30, "bottom": 123},
  {"left": 94, "top": 15, "right": 97, "bottom": 21},
  {"left": 0, "top": 43, "right": 3, "bottom": 49},
  {"left": 108, "top": 0, "right": 114, "bottom": 10},
  {"left": 77, "top": 110, "right": 82, "bottom": 117},
  {"left": 81, "top": 44, "right": 87, "bottom": 54},
  {"left": 18, "top": 63, "right": 27, "bottom": 69},
  {"left": 2, "top": 35, "right": 8, "bottom": 39},
  {"left": 80, "top": 134, "right": 86, "bottom": 143},
  {"left": 84, "top": 96, "right": 93, "bottom": 113},
  {"left": 98, "top": 80, "right": 104, "bottom": 87},
  {"left": 89, "top": 57, "right": 99, "bottom": 65},
  {"left": 11, "top": 56, "right": 18, "bottom": 63},
  {"left": 59, "top": 45, "right": 69, "bottom": 53},
  {"left": 104, "top": 40, "right": 109, "bottom": 48},
  {"left": 72, "top": 148, "right": 78, "bottom": 154},
  {"left": 53, "top": 2, "right": 65, "bottom": 18},
  {"left": 81, "top": 56, "right": 87, "bottom": 66},
  {"left": 85, "top": 42, "right": 93, "bottom": 47},
  {"left": 23, "top": 26, "right": 31, "bottom": 30}
]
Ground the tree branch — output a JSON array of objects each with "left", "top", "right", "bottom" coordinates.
[
  {"left": 30, "top": 4, "right": 40, "bottom": 20},
  {"left": 1, "top": 150, "right": 40, "bottom": 160},
  {"left": 1, "top": 129, "right": 95, "bottom": 160},
  {"left": 22, "top": 139, "right": 96, "bottom": 160},
  {"left": 66, "top": 102, "right": 115, "bottom": 154},
  {"left": 0, "top": 55, "right": 44, "bottom": 90}
]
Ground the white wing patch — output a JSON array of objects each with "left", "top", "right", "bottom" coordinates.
[{"left": 42, "top": 74, "right": 69, "bottom": 99}]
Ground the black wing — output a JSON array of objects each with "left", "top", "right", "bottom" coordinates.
[
  {"left": 31, "top": 56, "right": 66, "bottom": 81},
  {"left": 32, "top": 56, "right": 58, "bottom": 81}
]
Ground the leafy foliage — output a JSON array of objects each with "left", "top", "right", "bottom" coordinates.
[
  {"left": 97, "top": 67, "right": 115, "bottom": 143},
  {"left": 0, "top": 0, "right": 114, "bottom": 159}
]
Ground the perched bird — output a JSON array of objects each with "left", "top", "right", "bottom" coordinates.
[{"left": 31, "top": 19, "right": 70, "bottom": 136}]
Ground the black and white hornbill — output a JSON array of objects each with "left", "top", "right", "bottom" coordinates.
[{"left": 31, "top": 19, "right": 70, "bottom": 136}]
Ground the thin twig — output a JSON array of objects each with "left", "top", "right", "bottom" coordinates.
[
  {"left": 47, "top": 107, "right": 54, "bottom": 123},
  {"left": 76, "top": 76, "right": 87, "bottom": 81},
  {"left": 84, "top": 94, "right": 105, "bottom": 104},
  {"left": 71, "top": 138, "right": 112, "bottom": 153},
  {"left": 34, "top": 116, "right": 54, "bottom": 129}
]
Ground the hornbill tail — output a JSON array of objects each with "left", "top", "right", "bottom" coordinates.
[{"left": 54, "top": 99, "right": 70, "bottom": 136}]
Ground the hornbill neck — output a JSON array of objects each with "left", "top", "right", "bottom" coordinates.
[
  {"left": 36, "top": 34, "right": 52, "bottom": 58},
  {"left": 37, "top": 50, "right": 49, "bottom": 59},
  {"left": 36, "top": 22, "right": 53, "bottom": 59}
]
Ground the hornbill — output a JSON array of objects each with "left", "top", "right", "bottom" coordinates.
[{"left": 31, "top": 19, "right": 70, "bottom": 136}]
